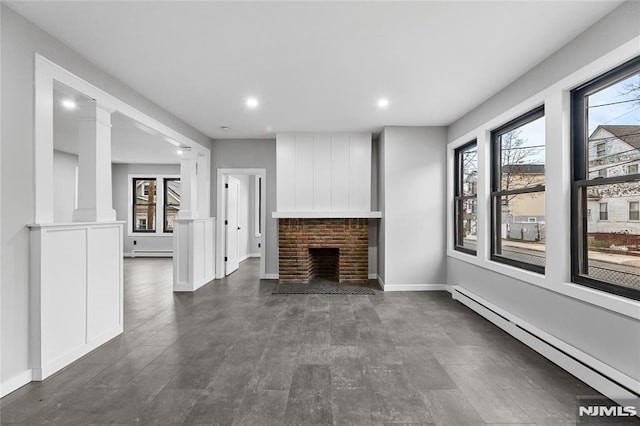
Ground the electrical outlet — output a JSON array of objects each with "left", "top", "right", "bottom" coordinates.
[
  {"left": 258, "top": 243, "right": 261, "bottom": 248},
  {"left": 133, "top": 240, "right": 137, "bottom": 245}
]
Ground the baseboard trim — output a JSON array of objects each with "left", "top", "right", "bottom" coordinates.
[
  {"left": 368, "top": 273, "right": 377, "bottom": 279},
  {"left": 383, "top": 283, "right": 448, "bottom": 292},
  {"left": 263, "top": 273, "right": 279, "bottom": 280},
  {"left": 449, "top": 285, "right": 640, "bottom": 406},
  {"left": 0, "top": 370, "right": 33, "bottom": 398},
  {"left": 173, "top": 276, "right": 214, "bottom": 292},
  {"left": 239, "top": 254, "right": 261, "bottom": 263},
  {"left": 33, "top": 326, "right": 123, "bottom": 382}
]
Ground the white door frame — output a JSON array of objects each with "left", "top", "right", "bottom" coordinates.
[{"left": 216, "top": 168, "right": 267, "bottom": 279}]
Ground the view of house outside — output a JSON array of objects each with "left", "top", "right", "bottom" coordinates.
[
  {"left": 133, "top": 178, "right": 182, "bottom": 233},
  {"left": 134, "top": 178, "right": 157, "bottom": 232},
  {"left": 164, "top": 178, "right": 181, "bottom": 232},
  {"left": 582, "top": 67, "right": 640, "bottom": 290}
]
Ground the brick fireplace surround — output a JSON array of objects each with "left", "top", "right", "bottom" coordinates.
[{"left": 278, "top": 218, "right": 368, "bottom": 283}]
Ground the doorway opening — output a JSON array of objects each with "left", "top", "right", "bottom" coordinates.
[{"left": 217, "top": 169, "right": 266, "bottom": 279}]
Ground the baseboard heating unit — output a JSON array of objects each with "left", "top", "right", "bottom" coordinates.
[
  {"left": 130, "top": 249, "right": 173, "bottom": 258},
  {"left": 449, "top": 285, "right": 640, "bottom": 412}
]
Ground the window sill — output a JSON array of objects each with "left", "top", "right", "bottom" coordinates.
[{"left": 127, "top": 232, "right": 174, "bottom": 238}]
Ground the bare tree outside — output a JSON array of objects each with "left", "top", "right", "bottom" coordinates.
[{"left": 499, "top": 128, "right": 545, "bottom": 205}]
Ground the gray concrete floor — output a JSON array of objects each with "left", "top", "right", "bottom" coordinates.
[{"left": 1, "top": 257, "right": 604, "bottom": 425}]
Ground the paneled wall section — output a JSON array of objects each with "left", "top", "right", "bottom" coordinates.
[{"left": 276, "top": 133, "right": 371, "bottom": 212}]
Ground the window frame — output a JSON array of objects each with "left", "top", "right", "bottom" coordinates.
[
  {"left": 132, "top": 177, "right": 157, "bottom": 234},
  {"left": 598, "top": 202, "right": 608, "bottom": 221},
  {"left": 490, "top": 106, "right": 546, "bottom": 274},
  {"left": 453, "top": 140, "right": 478, "bottom": 255},
  {"left": 570, "top": 55, "right": 640, "bottom": 301},
  {"left": 163, "top": 177, "right": 181, "bottom": 233},
  {"left": 128, "top": 174, "right": 180, "bottom": 237},
  {"left": 629, "top": 201, "right": 639, "bottom": 222}
]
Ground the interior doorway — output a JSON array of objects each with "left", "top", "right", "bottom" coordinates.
[{"left": 217, "top": 168, "right": 267, "bottom": 279}]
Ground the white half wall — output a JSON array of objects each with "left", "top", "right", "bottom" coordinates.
[
  {"left": 173, "top": 218, "right": 215, "bottom": 292},
  {"left": 0, "top": 5, "right": 210, "bottom": 396},
  {"left": 379, "top": 126, "right": 447, "bottom": 288},
  {"left": 29, "top": 222, "right": 123, "bottom": 381}
]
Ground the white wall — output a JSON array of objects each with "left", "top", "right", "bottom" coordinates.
[
  {"left": 211, "top": 139, "right": 277, "bottom": 275},
  {"left": 369, "top": 137, "right": 379, "bottom": 277},
  {"left": 379, "top": 127, "right": 447, "bottom": 289},
  {"left": 377, "top": 132, "right": 386, "bottom": 282},
  {"left": 446, "top": 0, "right": 640, "bottom": 402},
  {"left": 112, "top": 163, "right": 180, "bottom": 256},
  {"left": 0, "top": 5, "right": 210, "bottom": 396},
  {"left": 53, "top": 150, "right": 77, "bottom": 223}
]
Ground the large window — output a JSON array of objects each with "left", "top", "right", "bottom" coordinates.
[
  {"left": 133, "top": 178, "right": 156, "bottom": 232},
  {"left": 491, "top": 107, "right": 546, "bottom": 273},
  {"left": 454, "top": 141, "right": 478, "bottom": 254},
  {"left": 164, "top": 178, "right": 181, "bottom": 233},
  {"left": 571, "top": 56, "right": 640, "bottom": 300}
]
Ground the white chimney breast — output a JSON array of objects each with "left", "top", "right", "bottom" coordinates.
[{"left": 276, "top": 133, "right": 372, "bottom": 214}]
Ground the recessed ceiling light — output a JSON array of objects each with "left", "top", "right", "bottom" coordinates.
[
  {"left": 61, "top": 99, "right": 77, "bottom": 110},
  {"left": 377, "top": 98, "right": 389, "bottom": 109},
  {"left": 220, "top": 126, "right": 231, "bottom": 132},
  {"left": 177, "top": 149, "right": 184, "bottom": 155},
  {"left": 246, "top": 97, "right": 259, "bottom": 109}
]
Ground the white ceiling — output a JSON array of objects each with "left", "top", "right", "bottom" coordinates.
[
  {"left": 10, "top": 1, "right": 623, "bottom": 139},
  {"left": 54, "top": 82, "right": 184, "bottom": 164}
]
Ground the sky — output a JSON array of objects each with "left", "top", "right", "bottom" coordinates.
[
  {"left": 500, "top": 71, "right": 640, "bottom": 166},
  {"left": 588, "top": 73, "right": 640, "bottom": 134}
]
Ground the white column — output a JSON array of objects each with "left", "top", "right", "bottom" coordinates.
[
  {"left": 34, "top": 69, "right": 54, "bottom": 224},
  {"left": 544, "top": 90, "right": 572, "bottom": 283},
  {"left": 72, "top": 100, "right": 116, "bottom": 222},
  {"left": 197, "top": 152, "right": 210, "bottom": 218},
  {"left": 178, "top": 149, "right": 199, "bottom": 219}
]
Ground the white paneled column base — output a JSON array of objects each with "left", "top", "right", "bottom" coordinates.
[
  {"left": 173, "top": 218, "right": 216, "bottom": 292},
  {"left": 29, "top": 222, "right": 124, "bottom": 381}
]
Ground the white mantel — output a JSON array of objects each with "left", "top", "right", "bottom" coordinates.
[{"left": 272, "top": 211, "right": 381, "bottom": 218}]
